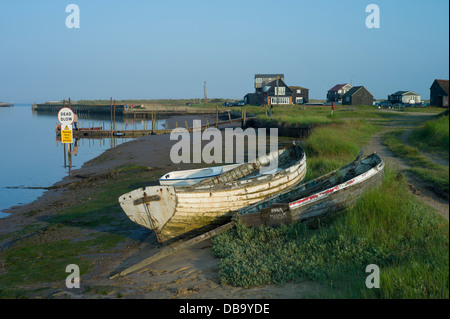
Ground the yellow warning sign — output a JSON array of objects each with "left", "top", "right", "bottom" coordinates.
[{"left": 62, "top": 125, "right": 73, "bottom": 144}]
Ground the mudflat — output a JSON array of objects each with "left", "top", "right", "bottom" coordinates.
[{"left": 0, "top": 115, "right": 321, "bottom": 299}]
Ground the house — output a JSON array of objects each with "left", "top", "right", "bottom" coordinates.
[
  {"left": 327, "top": 83, "right": 353, "bottom": 102},
  {"left": 430, "top": 79, "right": 449, "bottom": 107},
  {"left": 262, "top": 78, "right": 293, "bottom": 106},
  {"left": 388, "top": 91, "right": 422, "bottom": 105},
  {"left": 289, "top": 86, "right": 309, "bottom": 104},
  {"left": 342, "top": 86, "right": 374, "bottom": 106}
]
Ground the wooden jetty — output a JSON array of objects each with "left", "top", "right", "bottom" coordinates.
[
  {"left": 33, "top": 103, "right": 126, "bottom": 115},
  {"left": 56, "top": 115, "right": 256, "bottom": 139},
  {"left": 123, "top": 106, "right": 231, "bottom": 118}
]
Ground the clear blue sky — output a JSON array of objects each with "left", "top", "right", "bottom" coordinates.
[{"left": 0, "top": 0, "right": 448, "bottom": 102}]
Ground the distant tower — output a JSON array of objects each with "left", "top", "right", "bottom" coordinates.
[{"left": 204, "top": 81, "right": 208, "bottom": 104}]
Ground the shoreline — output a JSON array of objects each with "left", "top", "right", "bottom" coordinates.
[{"left": 0, "top": 114, "right": 319, "bottom": 299}]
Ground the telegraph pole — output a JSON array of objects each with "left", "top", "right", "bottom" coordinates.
[{"left": 204, "top": 81, "right": 208, "bottom": 104}]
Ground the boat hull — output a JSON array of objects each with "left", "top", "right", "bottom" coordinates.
[
  {"left": 119, "top": 143, "right": 307, "bottom": 242},
  {"left": 236, "top": 153, "right": 385, "bottom": 227}
]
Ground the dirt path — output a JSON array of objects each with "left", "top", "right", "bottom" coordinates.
[{"left": 363, "top": 113, "right": 449, "bottom": 221}]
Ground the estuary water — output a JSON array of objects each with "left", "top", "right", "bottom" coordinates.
[{"left": 0, "top": 104, "right": 164, "bottom": 218}]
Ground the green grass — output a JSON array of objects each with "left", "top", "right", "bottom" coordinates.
[
  {"left": 301, "top": 120, "right": 379, "bottom": 181},
  {"left": 409, "top": 113, "right": 449, "bottom": 158},
  {"left": 383, "top": 130, "right": 449, "bottom": 195},
  {"left": 211, "top": 167, "right": 449, "bottom": 298},
  {"left": 211, "top": 117, "right": 449, "bottom": 298},
  {"left": 0, "top": 166, "right": 158, "bottom": 298},
  {"left": 235, "top": 104, "right": 404, "bottom": 128}
]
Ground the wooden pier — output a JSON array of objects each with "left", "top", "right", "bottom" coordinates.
[{"left": 57, "top": 115, "right": 256, "bottom": 139}]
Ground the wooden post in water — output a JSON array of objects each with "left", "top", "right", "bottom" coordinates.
[
  {"left": 114, "top": 99, "right": 116, "bottom": 131},
  {"left": 228, "top": 112, "right": 232, "bottom": 125},
  {"left": 63, "top": 143, "right": 66, "bottom": 168},
  {"left": 216, "top": 105, "right": 219, "bottom": 128},
  {"left": 110, "top": 97, "right": 113, "bottom": 136}
]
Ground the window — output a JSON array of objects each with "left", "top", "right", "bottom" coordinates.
[
  {"left": 256, "top": 78, "right": 262, "bottom": 83},
  {"left": 271, "top": 97, "right": 290, "bottom": 105},
  {"left": 297, "top": 89, "right": 301, "bottom": 94},
  {"left": 274, "top": 87, "right": 285, "bottom": 95},
  {"left": 296, "top": 97, "right": 303, "bottom": 104}
]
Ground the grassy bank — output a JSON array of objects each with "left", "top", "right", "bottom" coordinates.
[
  {"left": 0, "top": 166, "right": 157, "bottom": 298},
  {"left": 383, "top": 120, "right": 449, "bottom": 197},
  {"left": 211, "top": 119, "right": 449, "bottom": 298},
  {"left": 409, "top": 112, "right": 449, "bottom": 159},
  {"left": 238, "top": 104, "right": 406, "bottom": 128}
]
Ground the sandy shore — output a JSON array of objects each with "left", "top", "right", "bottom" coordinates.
[{"left": 0, "top": 114, "right": 320, "bottom": 299}]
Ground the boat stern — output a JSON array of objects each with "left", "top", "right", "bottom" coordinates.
[{"left": 119, "top": 186, "right": 177, "bottom": 241}]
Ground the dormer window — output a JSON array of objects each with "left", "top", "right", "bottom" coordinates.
[{"left": 274, "top": 87, "right": 285, "bottom": 95}]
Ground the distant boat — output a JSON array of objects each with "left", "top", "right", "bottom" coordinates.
[
  {"left": 234, "top": 150, "right": 384, "bottom": 228},
  {"left": 0, "top": 102, "right": 14, "bottom": 107},
  {"left": 119, "top": 142, "right": 307, "bottom": 243}
]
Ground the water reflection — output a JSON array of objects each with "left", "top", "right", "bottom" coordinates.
[{"left": 0, "top": 105, "right": 167, "bottom": 215}]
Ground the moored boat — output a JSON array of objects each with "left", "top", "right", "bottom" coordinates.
[
  {"left": 119, "top": 142, "right": 307, "bottom": 243},
  {"left": 234, "top": 151, "right": 384, "bottom": 227}
]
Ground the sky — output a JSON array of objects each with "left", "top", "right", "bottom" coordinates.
[{"left": 0, "top": 0, "right": 448, "bottom": 102}]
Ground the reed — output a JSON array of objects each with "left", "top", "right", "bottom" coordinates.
[{"left": 211, "top": 120, "right": 449, "bottom": 299}]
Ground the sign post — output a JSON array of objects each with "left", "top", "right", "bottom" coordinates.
[
  {"left": 61, "top": 124, "right": 73, "bottom": 143},
  {"left": 58, "top": 107, "right": 74, "bottom": 144}
]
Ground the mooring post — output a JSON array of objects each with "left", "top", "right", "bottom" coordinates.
[
  {"left": 216, "top": 105, "right": 219, "bottom": 128},
  {"left": 114, "top": 99, "right": 116, "bottom": 131}
]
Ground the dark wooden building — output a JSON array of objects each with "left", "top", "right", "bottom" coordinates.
[
  {"left": 430, "top": 79, "right": 449, "bottom": 108},
  {"left": 289, "top": 86, "right": 309, "bottom": 104},
  {"left": 327, "top": 83, "right": 353, "bottom": 102},
  {"left": 263, "top": 78, "right": 293, "bottom": 106},
  {"left": 342, "top": 86, "right": 374, "bottom": 106}
]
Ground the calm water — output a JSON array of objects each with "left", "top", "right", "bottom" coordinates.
[{"left": 0, "top": 104, "right": 165, "bottom": 218}]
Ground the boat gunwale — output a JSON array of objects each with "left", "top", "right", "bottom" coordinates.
[{"left": 234, "top": 152, "right": 384, "bottom": 218}]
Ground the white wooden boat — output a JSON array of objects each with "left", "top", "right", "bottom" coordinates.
[
  {"left": 159, "top": 163, "right": 242, "bottom": 187},
  {"left": 119, "top": 142, "right": 307, "bottom": 242},
  {"left": 234, "top": 151, "right": 384, "bottom": 227}
]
